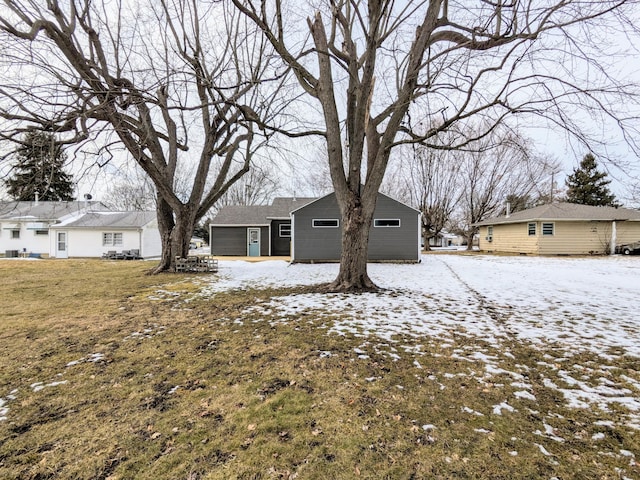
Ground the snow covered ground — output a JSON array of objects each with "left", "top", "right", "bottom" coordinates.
[
  {"left": 199, "top": 254, "right": 640, "bottom": 433},
  {"left": 201, "top": 254, "right": 640, "bottom": 358}
]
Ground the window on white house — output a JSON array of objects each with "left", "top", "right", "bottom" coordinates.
[
  {"left": 11, "top": 230, "right": 20, "bottom": 239},
  {"left": 103, "top": 232, "right": 123, "bottom": 246},
  {"left": 35, "top": 230, "right": 48, "bottom": 236},
  {"left": 374, "top": 219, "right": 400, "bottom": 227},
  {"left": 528, "top": 223, "right": 536, "bottom": 236},
  {"left": 542, "top": 223, "right": 554, "bottom": 236},
  {"left": 279, "top": 224, "right": 291, "bottom": 237},
  {"left": 487, "top": 226, "right": 493, "bottom": 236},
  {"left": 312, "top": 219, "right": 339, "bottom": 228}
]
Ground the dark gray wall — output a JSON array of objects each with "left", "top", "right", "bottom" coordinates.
[
  {"left": 292, "top": 192, "right": 419, "bottom": 262},
  {"left": 260, "top": 227, "right": 269, "bottom": 256},
  {"left": 210, "top": 226, "right": 247, "bottom": 255},
  {"left": 293, "top": 194, "right": 342, "bottom": 261},
  {"left": 210, "top": 226, "right": 270, "bottom": 256},
  {"left": 271, "top": 220, "right": 292, "bottom": 256}
]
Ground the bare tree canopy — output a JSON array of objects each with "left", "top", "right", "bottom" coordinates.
[
  {"left": 232, "top": 0, "right": 640, "bottom": 291},
  {"left": 452, "top": 128, "right": 559, "bottom": 248},
  {"left": 0, "top": 0, "right": 284, "bottom": 271}
]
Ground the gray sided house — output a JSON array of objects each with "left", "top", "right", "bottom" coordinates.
[
  {"left": 210, "top": 198, "right": 316, "bottom": 257},
  {"left": 291, "top": 191, "right": 421, "bottom": 263}
]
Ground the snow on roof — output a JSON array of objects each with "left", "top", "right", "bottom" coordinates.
[
  {"left": 54, "top": 211, "right": 156, "bottom": 228},
  {"left": 0, "top": 201, "right": 109, "bottom": 220},
  {"left": 475, "top": 202, "right": 640, "bottom": 226}
]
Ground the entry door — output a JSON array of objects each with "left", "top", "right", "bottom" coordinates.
[
  {"left": 56, "top": 232, "right": 68, "bottom": 258},
  {"left": 247, "top": 228, "right": 260, "bottom": 256}
]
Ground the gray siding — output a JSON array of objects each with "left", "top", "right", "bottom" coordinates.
[
  {"left": 210, "top": 225, "right": 270, "bottom": 256},
  {"left": 292, "top": 192, "right": 419, "bottom": 262},
  {"left": 210, "top": 226, "right": 247, "bottom": 255},
  {"left": 260, "top": 227, "right": 270, "bottom": 256},
  {"left": 293, "top": 194, "right": 342, "bottom": 261},
  {"left": 271, "top": 220, "right": 292, "bottom": 256},
  {"left": 369, "top": 194, "right": 420, "bottom": 261}
]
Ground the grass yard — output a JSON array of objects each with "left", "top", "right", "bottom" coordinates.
[{"left": 0, "top": 258, "right": 638, "bottom": 479}]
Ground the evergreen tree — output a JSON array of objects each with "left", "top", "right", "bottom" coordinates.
[
  {"left": 565, "top": 153, "right": 619, "bottom": 207},
  {"left": 4, "top": 131, "right": 75, "bottom": 201}
]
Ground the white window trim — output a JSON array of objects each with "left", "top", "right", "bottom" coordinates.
[
  {"left": 102, "top": 232, "right": 123, "bottom": 246},
  {"left": 279, "top": 223, "right": 291, "bottom": 237},
  {"left": 527, "top": 222, "right": 536, "bottom": 236},
  {"left": 542, "top": 222, "right": 554, "bottom": 236},
  {"left": 374, "top": 218, "right": 401, "bottom": 228},
  {"left": 312, "top": 219, "right": 339, "bottom": 228}
]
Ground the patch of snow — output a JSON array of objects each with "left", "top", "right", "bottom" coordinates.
[
  {"left": 492, "top": 402, "right": 515, "bottom": 415},
  {"left": 514, "top": 390, "right": 537, "bottom": 401},
  {"left": 534, "top": 443, "right": 553, "bottom": 456}
]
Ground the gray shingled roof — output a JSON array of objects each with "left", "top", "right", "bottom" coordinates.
[
  {"left": 57, "top": 211, "right": 157, "bottom": 228},
  {"left": 475, "top": 202, "right": 640, "bottom": 226},
  {"left": 211, "top": 197, "right": 317, "bottom": 226},
  {"left": 0, "top": 201, "right": 109, "bottom": 220}
]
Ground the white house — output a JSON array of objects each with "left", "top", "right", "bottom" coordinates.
[
  {"left": 49, "top": 211, "right": 161, "bottom": 259},
  {"left": 0, "top": 201, "right": 109, "bottom": 257}
]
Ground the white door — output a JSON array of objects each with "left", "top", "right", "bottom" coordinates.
[{"left": 56, "top": 232, "right": 68, "bottom": 258}]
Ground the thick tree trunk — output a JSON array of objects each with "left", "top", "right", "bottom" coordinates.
[
  {"left": 325, "top": 204, "right": 377, "bottom": 292},
  {"left": 149, "top": 198, "right": 197, "bottom": 274},
  {"left": 150, "top": 198, "right": 175, "bottom": 274},
  {"left": 466, "top": 232, "right": 475, "bottom": 250}
]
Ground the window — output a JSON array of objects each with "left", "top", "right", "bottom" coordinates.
[
  {"left": 542, "top": 223, "right": 554, "bottom": 236},
  {"left": 486, "top": 226, "right": 493, "bottom": 242},
  {"left": 374, "top": 219, "right": 400, "bottom": 227},
  {"left": 35, "top": 230, "right": 48, "bottom": 236},
  {"left": 102, "top": 232, "right": 123, "bottom": 246},
  {"left": 279, "top": 224, "right": 291, "bottom": 237},
  {"left": 312, "top": 219, "right": 339, "bottom": 228},
  {"left": 528, "top": 223, "right": 536, "bottom": 236},
  {"left": 11, "top": 230, "right": 20, "bottom": 239}
]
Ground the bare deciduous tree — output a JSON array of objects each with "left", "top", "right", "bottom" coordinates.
[
  {"left": 451, "top": 130, "right": 558, "bottom": 248},
  {"left": 389, "top": 142, "right": 462, "bottom": 250},
  {"left": 233, "top": 0, "right": 640, "bottom": 291},
  {"left": 0, "top": 0, "right": 282, "bottom": 271},
  {"left": 216, "top": 165, "right": 280, "bottom": 208}
]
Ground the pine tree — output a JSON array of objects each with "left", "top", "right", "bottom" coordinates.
[
  {"left": 565, "top": 153, "right": 619, "bottom": 207},
  {"left": 4, "top": 131, "right": 75, "bottom": 201}
]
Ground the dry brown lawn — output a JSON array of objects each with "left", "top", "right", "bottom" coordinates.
[{"left": 0, "top": 259, "right": 637, "bottom": 479}]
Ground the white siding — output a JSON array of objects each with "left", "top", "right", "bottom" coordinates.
[
  {"left": 49, "top": 225, "right": 161, "bottom": 258},
  {"left": 0, "top": 222, "right": 51, "bottom": 256}
]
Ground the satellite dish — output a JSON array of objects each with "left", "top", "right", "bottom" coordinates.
[{"left": 84, "top": 193, "right": 93, "bottom": 200}]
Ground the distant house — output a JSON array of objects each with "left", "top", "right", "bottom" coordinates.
[
  {"left": 291, "top": 191, "right": 421, "bottom": 263},
  {"left": 210, "top": 198, "right": 316, "bottom": 256},
  {"left": 475, "top": 202, "right": 640, "bottom": 255},
  {"left": 210, "top": 193, "right": 421, "bottom": 262},
  {"left": 0, "top": 200, "right": 109, "bottom": 257},
  {"left": 49, "top": 211, "right": 161, "bottom": 259}
]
